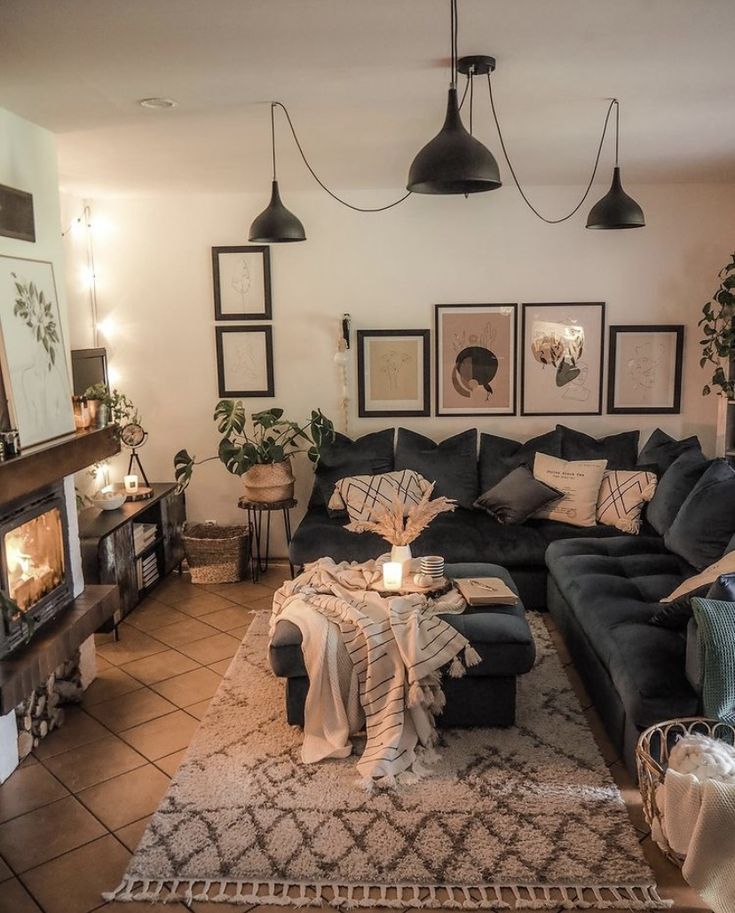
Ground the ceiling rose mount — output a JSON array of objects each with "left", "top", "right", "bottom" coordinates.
[{"left": 457, "top": 55, "right": 496, "bottom": 76}]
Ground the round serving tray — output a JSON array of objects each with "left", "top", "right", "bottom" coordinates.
[{"left": 373, "top": 576, "right": 450, "bottom": 596}]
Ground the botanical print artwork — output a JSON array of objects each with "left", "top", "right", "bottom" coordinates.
[
  {"left": 212, "top": 246, "right": 271, "bottom": 320},
  {"left": 358, "top": 330, "right": 429, "bottom": 417},
  {"left": 608, "top": 326, "right": 683, "bottom": 414},
  {"left": 215, "top": 326, "right": 274, "bottom": 397},
  {"left": 0, "top": 256, "right": 75, "bottom": 447},
  {"left": 435, "top": 304, "right": 516, "bottom": 415},
  {"left": 521, "top": 303, "right": 604, "bottom": 416}
]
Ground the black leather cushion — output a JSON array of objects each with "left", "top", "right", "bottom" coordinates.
[
  {"left": 474, "top": 466, "right": 562, "bottom": 525},
  {"left": 637, "top": 428, "right": 702, "bottom": 476},
  {"left": 557, "top": 425, "right": 639, "bottom": 469},
  {"left": 310, "top": 429, "right": 394, "bottom": 509},
  {"left": 665, "top": 460, "right": 735, "bottom": 569},
  {"left": 647, "top": 450, "right": 710, "bottom": 536},
  {"left": 395, "top": 428, "right": 478, "bottom": 508},
  {"left": 649, "top": 573, "right": 735, "bottom": 630},
  {"left": 478, "top": 429, "right": 562, "bottom": 492},
  {"left": 546, "top": 537, "right": 699, "bottom": 727}
]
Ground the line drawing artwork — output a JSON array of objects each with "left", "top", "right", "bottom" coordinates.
[
  {"left": 624, "top": 341, "right": 663, "bottom": 401},
  {"left": 450, "top": 321, "right": 499, "bottom": 401},
  {"left": 231, "top": 256, "right": 252, "bottom": 310},
  {"left": 231, "top": 336, "right": 262, "bottom": 386},
  {"left": 378, "top": 347, "right": 412, "bottom": 392}
]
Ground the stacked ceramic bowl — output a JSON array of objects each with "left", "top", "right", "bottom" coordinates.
[{"left": 420, "top": 555, "right": 445, "bottom": 580}]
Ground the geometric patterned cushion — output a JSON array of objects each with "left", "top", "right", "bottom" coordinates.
[
  {"left": 328, "top": 470, "right": 432, "bottom": 523},
  {"left": 596, "top": 469, "right": 657, "bottom": 534}
]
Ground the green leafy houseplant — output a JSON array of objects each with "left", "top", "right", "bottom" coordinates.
[
  {"left": 699, "top": 252, "right": 735, "bottom": 398},
  {"left": 84, "top": 383, "right": 139, "bottom": 426},
  {"left": 174, "top": 402, "right": 335, "bottom": 493}
]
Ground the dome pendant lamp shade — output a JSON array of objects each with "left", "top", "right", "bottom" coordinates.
[
  {"left": 407, "top": 87, "right": 502, "bottom": 194},
  {"left": 586, "top": 100, "right": 644, "bottom": 230},
  {"left": 249, "top": 180, "right": 306, "bottom": 242}
]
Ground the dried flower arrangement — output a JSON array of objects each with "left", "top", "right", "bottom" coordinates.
[{"left": 346, "top": 485, "right": 455, "bottom": 546}]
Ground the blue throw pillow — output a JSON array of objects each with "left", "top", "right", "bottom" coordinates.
[
  {"left": 665, "top": 460, "right": 735, "bottom": 569},
  {"left": 637, "top": 428, "right": 702, "bottom": 476},
  {"left": 557, "top": 425, "right": 639, "bottom": 469},
  {"left": 311, "top": 429, "right": 395, "bottom": 509},
  {"left": 646, "top": 450, "right": 710, "bottom": 536},
  {"left": 478, "top": 429, "right": 562, "bottom": 492},
  {"left": 395, "top": 428, "right": 478, "bottom": 509}
]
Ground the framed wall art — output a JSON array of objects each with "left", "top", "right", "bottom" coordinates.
[
  {"left": 0, "top": 184, "right": 35, "bottom": 243},
  {"left": 0, "top": 255, "right": 75, "bottom": 447},
  {"left": 357, "top": 329, "right": 430, "bottom": 417},
  {"left": 607, "top": 325, "right": 684, "bottom": 414},
  {"left": 215, "top": 325, "right": 275, "bottom": 397},
  {"left": 434, "top": 303, "right": 517, "bottom": 416},
  {"left": 521, "top": 302, "right": 605, "bottom": 416},
  {"left": 212, "top": 245, "right": 272, "bottom": 320}
]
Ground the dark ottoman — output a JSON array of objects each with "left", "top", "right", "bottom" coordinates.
[{"left": 269, "top": 562, "right": 535, "bottom": 728}]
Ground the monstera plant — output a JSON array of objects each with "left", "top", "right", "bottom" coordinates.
[
  {"left": 699, "top": 252, "right": 735, "bottom": 398},
  {"left": 174, "top": 402, "right": 334, "bottom": 503}
]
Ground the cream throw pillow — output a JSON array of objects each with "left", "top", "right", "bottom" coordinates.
[
  {"left": 596, "top": 469, "right": 657, "bottom": 534},
  {"left": 533, "top": 453, "right": 608, "bottom": 527},
  {"left": 662, "top": 550, "right": 735, "bottom": 603},
  {"left": 328, "top": 469, "right": 432, "bottom": 523}
]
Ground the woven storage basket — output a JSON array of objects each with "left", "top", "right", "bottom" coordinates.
[
  {"left": 636, "top": 716, "right": 735, "bottom": 867},
  {"left": 182, "top": 522, "right": 251, "bottom": 584}
]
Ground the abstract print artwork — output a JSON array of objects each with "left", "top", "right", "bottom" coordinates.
[
  {"left": 435, "top": 304, "right": 517, "bottom": 415},
  {"left": 0, "top": 256, "right": 75, "bottom": 447},
  {"left": 521, "top": 302, "right": 605, "bottom": 416},
  {"left": 215, "top": 325, "right": 275, "bottom": 397},
  {"left": 608, "top": 325, "right": 684, "bottom": 414},
  {"left": 212, "top": 246, "right": 272, "bottom": 320},
  {"left": 357, "top": 329, "right": 430, "bottom": 417}
]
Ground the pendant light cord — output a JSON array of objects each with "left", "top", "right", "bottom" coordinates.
[
  {"left": 486, "top": 75, "right": 618, "bottom": 224},
  {"left": 271, "top": 101, "right": 411, "bottom": 212}
]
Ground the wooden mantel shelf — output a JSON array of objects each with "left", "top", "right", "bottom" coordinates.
[{"left": 0, "top": 427, "right": 120, "bottom": 509}]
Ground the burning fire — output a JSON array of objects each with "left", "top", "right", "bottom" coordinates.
[{"left": 4, "top": 509, "right": 64, "bottom": 612}]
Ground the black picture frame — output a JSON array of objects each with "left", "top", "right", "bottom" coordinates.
[
  {"left": 212, "top": 245, "right": 272, "bottom": 320},
  {"left": 215, "top": 325, "right": 275, "bottom": 398},
  {"left": 356, "top": 329, "right": 430, "bottom": 418},
  {"left": 434, "top": 303, "right": 518, "bottom": 416},
  {"left": 607, "top": 324, "right": 684, "bottom": 414},
  {"left": 520, "top": 302, "right": 605, "bottom": 416},
  {"left": 0, "top": 184, "right": 35, "bottom": 243}
]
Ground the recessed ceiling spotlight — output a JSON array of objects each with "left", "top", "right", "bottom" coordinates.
[{"left": 138, "top": 97, "right": 177, "bottom": 109}]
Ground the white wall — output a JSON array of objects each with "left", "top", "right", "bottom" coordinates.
[{"left": 62, "top": 183, "right": 735, "bottom": 556}]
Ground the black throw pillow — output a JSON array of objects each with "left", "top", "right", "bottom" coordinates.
[
  {"left": 395, "top": 428, "right": 478, "bottom": 509},
  {"left": 311, "top": 429, "right": 395, "bottom": 510},
  {"left": 557, "top": 425, "right": 639, "bottom": 470},
  {"left": 646, "top": 450, "right": 710, "bottom": 536},
  {"left": 474, "top": 466, "right": 563, "bottom": 525},
  {"left": 665, "top": 460, "right": 735, "bottom": 569},
  {"left": 478, "top": 429, "right": 563, "bottom": 493},
  {"left": 637, "top": 428, "right": 702, "bottom": 477},
  {"left": 649, "top": 573, "right": 735, "bottom": 630}
]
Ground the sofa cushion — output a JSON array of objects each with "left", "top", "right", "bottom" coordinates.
[
  {"left": 637, "top": 428, "right": 702, "bottom": 476},
  {"left": 596, "top": 469, "right": 657, "bottom": 534},
  {"left": 478, "top": 429, "right": 562, "bottom": 492},
  {"left": 533, "top": 453, "right": 607, "bottom": 527},
  {"left": 557, "top": 425, "right": 639, "bottom": 470},
  {"left": 649, "top": 572, "right": 735, "bottom": 630},
  {"left": 646, "top": 450, "right": 710, "bottom": 536},
  {"left": 395, "top": 428, "right": 478, "bottom": 508},
  {"left": 665, "top": 460, "right": 735, "bottom": 569},
  {"left": 310, "top": 429, "right": 394, "bottom": 508},
  {"left": 474, "top": 466, "right": 562, "bottom": 525},
  {"left": 328, "top": 469, "right": 431, "bottom": 522}
]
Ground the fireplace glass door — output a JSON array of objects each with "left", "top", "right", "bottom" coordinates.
[{"left": 4, "top": 507, "right": 66, "bottom": 612}]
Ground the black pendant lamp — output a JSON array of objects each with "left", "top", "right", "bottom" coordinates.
[
  {"left": 249, "top": 103, "right": 306, "bottom": 242},
  {"left": 407, "top": 0, "right": 501, "bottom": 194},
  {"left": 586, "top": 100, "right": 644, "bottom": 230}
]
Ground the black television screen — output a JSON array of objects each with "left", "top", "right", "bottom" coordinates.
[{"left": 71, "top": 347, "right": 108, "bottom": 396}]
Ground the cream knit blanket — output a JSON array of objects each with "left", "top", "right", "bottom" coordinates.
[{"left": 270, "top": 558, "right": 479, "bottom": 786}]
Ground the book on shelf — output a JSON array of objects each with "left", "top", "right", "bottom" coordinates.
[
  {"left": 453, "top": 577, "right": 519, "bottom": 607},
  {"left": 136, "top": 552, "right": 160, "bottom": 590},
  {"left": 133, "top": 522, "right": 158, "bottom": 554}
]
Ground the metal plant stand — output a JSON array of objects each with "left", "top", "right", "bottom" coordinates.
[{"left": 238, "top": 498, "right": 297, "bottom": 582}]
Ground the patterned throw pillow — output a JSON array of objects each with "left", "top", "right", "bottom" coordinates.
[
  {"left": 328, "top": 470, "right": 432, "bottom": 523},
  {"left": 596, "top": 469, "right": 657, "bottom": 534}
]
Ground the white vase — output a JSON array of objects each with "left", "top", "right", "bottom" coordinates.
[{"left": 390, "top": 544, "right": 412, "bottom": 569}]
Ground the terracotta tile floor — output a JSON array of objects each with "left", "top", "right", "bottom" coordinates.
[{"left": 0, "top": 564, "right": 711, "bottom": 913}]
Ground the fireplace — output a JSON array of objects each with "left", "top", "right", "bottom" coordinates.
[{"left": 0, "top": 484, "right": 73, "bottom": 659}]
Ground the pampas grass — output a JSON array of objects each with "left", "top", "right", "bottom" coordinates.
[{"left": 346, "top": 484, "right": 455, "bottom": 546}]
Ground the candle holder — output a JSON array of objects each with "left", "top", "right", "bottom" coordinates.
[
  {"left": 382, "top": 561, "right": 403, "bottom": 591},
  {"left": 123, "top": 474, "right": 139, "bottom": 494}
]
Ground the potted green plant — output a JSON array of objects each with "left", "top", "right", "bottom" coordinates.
[
  {"left": 699, "top": 252, "right": 735, "bottom": 398},
  {"left": 83, "top": 383, "right": 138, "bottom": 429},
  {"left": 174, "top": 401, "right": 334, "bottom": 503}
]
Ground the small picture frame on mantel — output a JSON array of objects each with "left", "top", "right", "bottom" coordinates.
[
  {"left": 212, "top": 245, "right": 272, "bottom": 320},
  {"left": 607, "top": 325, "right": 684, "bottom": 414},
  {"left": 215, "top": 325, "right": 275, "bottom": 398}
]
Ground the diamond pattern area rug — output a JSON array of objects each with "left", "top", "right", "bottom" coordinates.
[{"left": 105, "top": 612, "right": 668, "bottom": 909}]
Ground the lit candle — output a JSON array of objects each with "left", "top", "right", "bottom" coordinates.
[
  {"left": 382, "top": 561, "right": 403, "bottom": 591},
  {"left": 123, "top": 474, "right": 139, "bottom": 493}
]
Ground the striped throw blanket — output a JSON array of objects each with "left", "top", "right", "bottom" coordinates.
[{"left": 270, "top": 558, "right": 479, "bottom": 787}]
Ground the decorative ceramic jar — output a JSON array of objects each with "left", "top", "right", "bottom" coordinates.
[{"left": 242, "top": 459, "right": 295, "bottom": 503}]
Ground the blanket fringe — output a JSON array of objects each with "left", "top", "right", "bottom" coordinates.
[{"left": 102, "top": 877, "right": 673, "bottom": 909}]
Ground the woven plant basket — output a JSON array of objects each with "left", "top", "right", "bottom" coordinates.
[
  {"left": 182, "top": 522, "right": 251, "bottom": 584},
  {"left": 636, "top": 716, "right": 735, "bottom": 867}
]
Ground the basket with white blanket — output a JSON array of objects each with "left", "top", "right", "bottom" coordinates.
[{"left": 636, "top": 717, "right": 735, "bottom": 867}]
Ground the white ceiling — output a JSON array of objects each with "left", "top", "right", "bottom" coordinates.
[{"left": 1, "top": 0, "right": 734, "bottom": 195}]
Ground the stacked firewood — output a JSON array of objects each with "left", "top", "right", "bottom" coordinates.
[{"left": 15, "top": 650, "right": 83, "bottom": 759}]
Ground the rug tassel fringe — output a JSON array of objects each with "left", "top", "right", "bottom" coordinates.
[{"left": 102, "top": 878, "right": 672, "bottom": 909}]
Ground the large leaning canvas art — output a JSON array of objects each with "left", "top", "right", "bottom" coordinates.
[
  {"left": 0, "top": 256, "right": 75, "bottom": 447},
  {"left": 435, "top": 304, "right": 517, "bottom": 415},
  {"left": 521, "top": 302, "right": 605, "bottom": 416}
]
